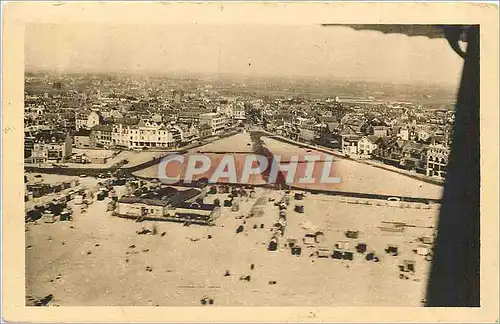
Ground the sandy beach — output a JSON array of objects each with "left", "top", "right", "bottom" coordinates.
[
  {"left": 194, "top": 132, "right": 255, "bottom": 153},
  {"left": 26, "top": 176, "right": 437, "bottom": 306}
]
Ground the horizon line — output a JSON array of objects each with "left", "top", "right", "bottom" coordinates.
[{"left": 24, "top": 68, "right": 458, "bottom": 90}]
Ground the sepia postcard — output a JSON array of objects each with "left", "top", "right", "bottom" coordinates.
[{"left": 2, "top": 1, "right": 499, "bottom": 323}]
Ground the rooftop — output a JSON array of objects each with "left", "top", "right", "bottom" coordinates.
[
  {"left": 118, "top": 196, "right": 170, "bottom": 207},
  {"left": 74, "top": 129, "right": 92, "bottom": 137},
  {"left": 167, "top": 189, "right": 202, "bottom": 207},
  {"left": 92, "top": 125, "right": 113, "bottom": 132}
]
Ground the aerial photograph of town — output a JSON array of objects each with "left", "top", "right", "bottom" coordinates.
[{"left": 24, "top": 23, "right": 463, "bottom": 307}]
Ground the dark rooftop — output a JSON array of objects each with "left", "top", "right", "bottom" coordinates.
[
  {"left": 92, "top": 125, "right": 113, "bottom": 132},
  {"left": 118, "top": 196, "right": 170, "bottom": 207},
  {"left": 34, "top": 131, "right": 67, "bottom": 143},
  {"left": 167, "top": 188, "right": 202, "bottom": 207},
  {"left": 74, "top": 129, "right": 92, "bottom": 137},
  {"left": 118, "top": 188, "right": 202, "bottom": 208}
]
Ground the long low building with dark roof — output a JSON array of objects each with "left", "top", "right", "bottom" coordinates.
[
  {"left": 115, "top": 188, "right": 220, "bottom": 224},
  {"left": 116, "top": 196, "right": 171, "bottom": 219}
]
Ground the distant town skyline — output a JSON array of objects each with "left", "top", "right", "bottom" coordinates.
[{"left": 26, "top": 24, "right": 464, "bottom": 88}]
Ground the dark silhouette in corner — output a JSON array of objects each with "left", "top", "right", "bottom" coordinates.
[{"left": 425, "top": 25, "right": 480, "bottom": 307}]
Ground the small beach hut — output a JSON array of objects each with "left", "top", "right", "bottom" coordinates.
[
  {"left": 345, "top": 230, "right": 359, "bottom": 239},
  {"left": 294, "top": 205, "right": 305, "bottom": 213},
  {"left": 268, "top": 237, "right": 278, "bottom": 251},
  {"left": 332, "top": 250, "right": 343, "bottom": 259}
]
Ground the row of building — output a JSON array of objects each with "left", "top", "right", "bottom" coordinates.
[
  {"left": 25, "top": 109, "right": 240, "bottom": 163},
  {"left": 75, "top": 112, "right": 228, "bottom": 150},
  {"left": 26, "top": 99, "right": 246, "bottom": 134},
  {"left": 24, "top": 72, "right": 452, "bottom": 180},
  {"left": 270, "top": 115, "right": 451, "bottom": 178}
]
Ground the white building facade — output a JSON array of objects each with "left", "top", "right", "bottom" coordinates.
[
  {"left": 426, "top": 143, "right": 449, "bottom": 178},
  {"left": 75, "top": 111, "right": 102, "bottom": 130},
  {"left": 357, "top": 136, "right": 378, "bottom": 156},
  {"left": 233, "top": 105, "right": 246, "bottom": 121},
  {"left": 112, "top": 120, "right": 177, "bottom": 149},
  {"left": 30, "top": 135, "right": 72, "bottom": 164},
  {"left": 199, "top": 113, "right": 227, "bottom": 135}
]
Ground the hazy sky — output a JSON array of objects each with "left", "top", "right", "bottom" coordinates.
[{"left": 26, "top": 24, "right": 463, "bottom": 87}]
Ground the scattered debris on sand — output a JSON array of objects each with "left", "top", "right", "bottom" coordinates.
[
  {"left": 239, "top": 275, "right": 251, "bottom": 282},
  {"left": 385, "top": 244, "right": 399, "bottom": 256},
  {"left": 355, "top": 243, "right": 367, "bottom": 253},
  {"left": 345, "top": 230, "right": 359, "bottom": 239},
  {"left": 24, "top": 171, "right": 438, "bottom": 306},
  {"left": 26, "top": 294, "right": 54, "bottom": 306},
  {"left": 365, "top": 252, "right": 380, "bottom": 262},
  {"left": 136, "top": 228, "right": 154, "bottom": 235},
  {"left": 200, "top": 296, "right": 215, "bottom": 305}
]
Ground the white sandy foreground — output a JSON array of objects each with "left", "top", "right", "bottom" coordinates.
[{"left": 26, "top": 179, "right": 439, "bottom": 306}]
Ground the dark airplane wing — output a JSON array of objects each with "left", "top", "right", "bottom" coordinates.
[{"left": 322, "top": 24, "right": 446, "bottom": 38}]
